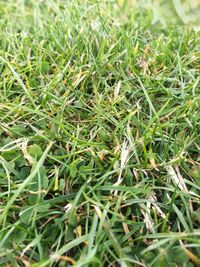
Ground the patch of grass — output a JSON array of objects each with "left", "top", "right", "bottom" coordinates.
[{"left": 0, "top": 0, "right": 200, "bottom": 266}]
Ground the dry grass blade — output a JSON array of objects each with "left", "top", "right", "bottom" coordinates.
[{"left": 166, "top": 165, "right": 188, "bottom": 193}]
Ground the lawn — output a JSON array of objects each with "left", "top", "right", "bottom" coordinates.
[{"left": 0, "top": 1, "right": 200, "bottom": 266}]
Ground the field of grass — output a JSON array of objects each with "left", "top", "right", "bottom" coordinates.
[{"left": 0, "top": 0, "right": 200, "bottom": 266}]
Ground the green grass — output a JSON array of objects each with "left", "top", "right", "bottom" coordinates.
[{"left": 0, "top": 0, "right": 200, "bottom": 266}]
